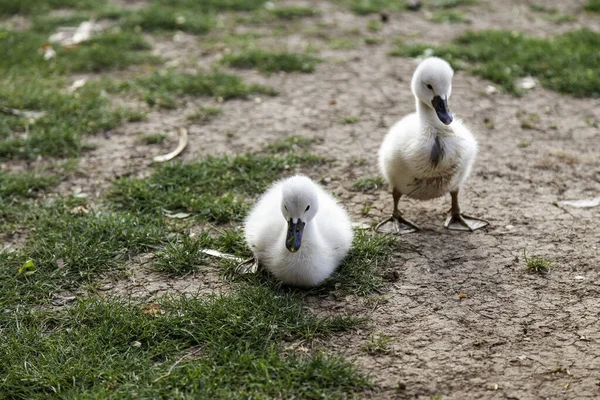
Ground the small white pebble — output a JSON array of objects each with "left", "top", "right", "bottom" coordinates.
[
  {"left": 519, "top": 76, "right": 537, "bottom": 90},
  {"left": 486, "top": 85, "right": 497, "bottom": 94},
  {"left": 505, "top": 224, "right": 514, "bottom": 230},
  {"left": 574, "top": 276, "right": 585, "bottom": 281}
]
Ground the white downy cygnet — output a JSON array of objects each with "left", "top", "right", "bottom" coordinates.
[
  {"left": 377, "top": 57, "right": 488, "bottom": 234},
  {"left": 243, "top": 175, "right": 353, "bottom": 287}
]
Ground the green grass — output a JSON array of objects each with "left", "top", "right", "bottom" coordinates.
[
  {"left": 222, "top": 50, "right": 320, "bottom": 74},
  {"left": 153, "top": 229, "right": 248, "bottom": 275},
  {"left": 31, "top": 6, "right": 130, "bottom": 33},
  {"left": 109, "top": 151, "right": 325, "bottom": 223},
  {"left": 122, "top": 5, "right": 214, "bottom": 34},
  {"left": 0, "top": 28, "right": 153, "bottom": 159},
  {"left": 1, "top": 30, "right": 157, "bottom": 75},
  {"left": 362, "top": 332, "right": 393, "bottom": 354},
  {"left": 351, "top": 175, "right": 386, "bottom": 192},
  {"left": 0, "top": 78, "right": 142, "bottom": 159},
  {"left": 342, "top": 115, "right": 360, "bottom": 124},
  {"left": 0, "top": 286, "right": 368, "bottom": 398},
  {"left": 523, "top": 249, "right": 553, "bottom": 274},
  {"left": 391, "top": 29, "right": 600, "bottom": 97},
  {"left": 265, "top": 135, "right": 317, "bottom": 153},
  {"left": 186, "top": 106, "right": 222, "bottom": 122},
  {"left": 585, "top": 0, "right": 600, "bottom": 12},
  {"left": 343, "top": 0, "right": 406, "bottom": 15},
  {"left": 111, "top": 71, "right": 277, "bottom": 108},
  {"left": 431, "top": 10, "right": 465, "bottom": 23},
  {"left": 0, "top": 198, "right": 167, "bottom": 307},
  {"left": 271, "top": 6, "right": 318, "bottom": 20},
  {"left": 0, "top": 172, "right": 58, "bottom": 199},
  {"left": 140, "top": 133, "right": 169, "bottom": 145},
  {"left": 0, "top": 0, "right": 105, "bottom": 16}
]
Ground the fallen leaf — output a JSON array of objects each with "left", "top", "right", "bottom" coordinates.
[
  {"left": 68, "top": 78, "right": 87, "bottom": 92},
  {"left": 38, "top": 42, "right": 56, "bottom": 60},
  {"left": 18, "top": 259, "right": 36, "bottom": 277},
  {"left": 518, "top": 76, "right": 537, "bottom": 90},
  {"left": 56, "top": 258, "right": 65, "bottom": 269},
  {"left": 558, "top": 197, "right": 600, "bottom": 208},
  {"left": 49, "top": 20, "right": 99, "bottom": 47},
  {"left": 142, "top": 303, "right": 165, "bottom": 317},
  {"left": 200, "top": 249, "right": 245, "bottom": 263},
  {"left": 162, "top": 210, "right": 191, "bottom": 219},
  {"left": 0, "top": 106, "right": 46, "bottom": 122},
  {"left": 70, "top": 205, "right": 89, "bottom": 214},
  {"left": 458, "top": 293, "right": 468, "bottom": 299},
  {"left": 153, "top": 127, "right": 188, "bottom": 162}
]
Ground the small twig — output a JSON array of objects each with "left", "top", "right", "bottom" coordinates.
[
  {"left": 153, "top": 346, "right": 202, "bottom": 383},
  {"left": 153, "top": 127, "right": 188, "bottom": 162}
]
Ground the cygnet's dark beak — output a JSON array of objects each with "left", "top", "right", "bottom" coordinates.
[
  {"left": 285, "top": 218, "right": 305, "bottom": 252},
  {"left": 432, "top": 95, "right": 453, "bottom": 125}
]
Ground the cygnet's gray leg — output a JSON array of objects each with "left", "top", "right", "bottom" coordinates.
[
  {"left": 376, "top": 188, "right": 420, "bottom": 234},
  {"left": 444, "top": 190, "right": 489, "bottom": 231},
  {"left": 235, "top": 257, "right": 259, "bottom": 274}
]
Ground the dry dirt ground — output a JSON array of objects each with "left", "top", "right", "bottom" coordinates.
[{"left": 9, "top": 0, "right": 600, "bottom": 398}]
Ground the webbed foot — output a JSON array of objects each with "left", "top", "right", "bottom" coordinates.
[
  {"left": 375, "top": 215, "right": 420, "bottom": 235},
  {"left": 444, "top": 214, "right": 489, "bottom": 232},
  {"left": 235, "top": 258, "right": 259, "bottom": 274}
]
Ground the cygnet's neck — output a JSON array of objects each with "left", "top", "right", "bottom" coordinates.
[{"left": 415, "top": 98, "right": 452, "bottom": 133}]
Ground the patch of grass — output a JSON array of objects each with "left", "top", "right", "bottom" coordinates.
[
  {"left": 329, "top": 38, "right": 358, "bottom": 49},
  {"left": 0, "top": 286, "right": 369, "bottom": 398},
  {"left": 1, "top": 30, "right": 157, "bottom": 75},
  {"left": 585, "top": 0, "right": 600, "bottom": 12},
  {"left": 342, "top": 115, "right": 360, "bottom": 124},
  {"left": 112, "top": 71, "right": 277, "bottom": 107},
  {"left": 367, "top": 20, "right": 382, "bottom": 31},
  {"left": 523, "top": 249, "right": 553, "bottom": 274},
  {"left": 58, "top": 31, "right": 157, "bottom": 73},
  {"left": 391, "top": 29, "right": 600, "bottom": 97},
  {"left": 109, "top": 151, "right": 325, "bottom": 223},
  {"left": 266, "top": 136, "right": 316, "bottom": 153},
  {"left": 122, "top": 5, "right": 214, "bottom": 34},
  {"left": 431, "top": 10, "right": 465, "bottom": 23},
  {"left": 343, "top": 0, "right": 405, "bottom": 15},
  {"left": 0, "top": 78, "right": 141, "bottom": 159},
  {"left": 0, "top": 172, "right": 58, "bottom": 199},
  {"left": 153, "top": 234, "right": 212, "bottom": 275},
  {"left": 154, "top": 228, "right": 249, "bottom": 275},
  {"left": 0, "top": 0, "right": 105, "bottom": 16},
  {"left": 31, "top": 6, "right": 130, "bottom": 33},
  {"left": 222, "top": 50, "right": 320, "bottom": 74},
  {"left": 271, "top": 6, "right": 318, "bottom": 20},
  {"left": 361, "top": 332, "right": 393, "bottom": 354},
  {"left": 317, "top": 230, "right": 400, "bottom": 295},
  {"left": 351, "top": 175, "right": 386, "bottom": 192},
  {"left": 0, "top": 199, "right": 166, "bottom": 306},
  {"left": 186, "top": 106, "right": 222, "bottom": 122},
  {"left": 140, "top": 133, "right": 169, "bottom": 145}
]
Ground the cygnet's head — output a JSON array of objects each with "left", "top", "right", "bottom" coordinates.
[
  {"left": 411, "top": 57, "right": 454, "bottom": 125},
  {"left": 280, "top": 175, "right": 319, "bottom": 253}
]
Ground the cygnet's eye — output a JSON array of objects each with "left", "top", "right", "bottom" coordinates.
[
  {"left": 426, "top": 84, "right": 433, "bottom": 90},
  {"left": 305, "top": 205, "right": 310, "bottom": 212}
]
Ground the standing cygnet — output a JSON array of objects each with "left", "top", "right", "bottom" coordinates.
[
  {"left": 377, "top": 57, "right": 488, "bottom": 234},
  {"left": 243, "top": 175, "right": 353, "bottom": 287}
]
